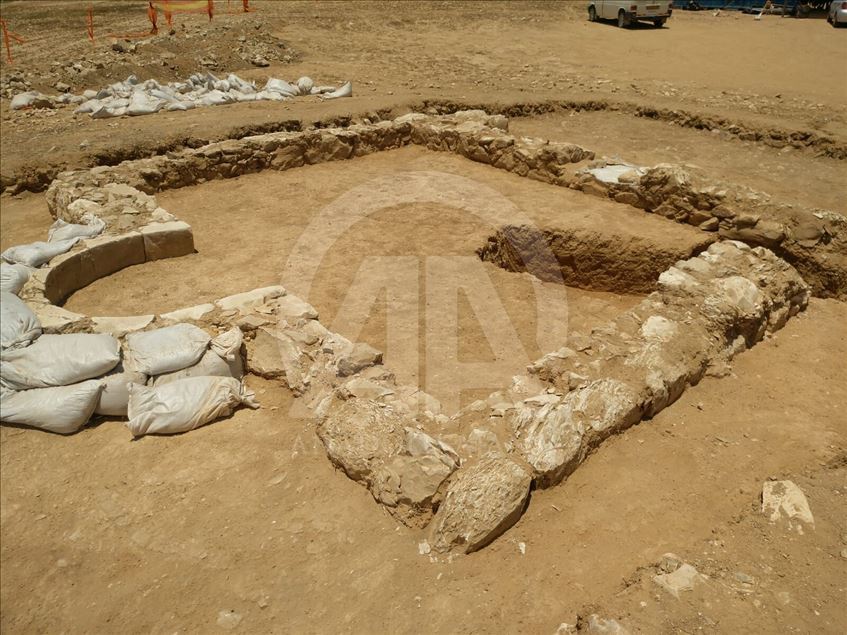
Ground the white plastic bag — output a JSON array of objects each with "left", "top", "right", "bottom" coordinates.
[
  {"left": 48, "top": 216, "right": 105, "bottom": 243},
  {"left": 0, "top": 292, "right": 41, "bottom": 350},
  {"left": 320, "top": 81, "right": 352, "bottom": 100},
  {"left": 126, "top": 376, "right": 258, "bottom": 437},
  {"left": 1, "top": 333, "right": 120, "bottom": 390},
  {"left": 127, "top": 90, "right": 164, "bottom": 116},
  {"left": 0, "top": 380, "right": 104, "bottom": 434},
  {"left": 210, "top": 327, "right": 243, "bottom": 362},
  {"left": 10, "top": 91, "right": 51, "bottom": 110},
  {"left": 0, "top": 263, "right": 31, "bottom": 295},
  {"left": 1, "top": 238, "right": 81, "bottom": 268},
  {"left": 125, "top": 324, "right": 211, "bottom": 375},
  {"left": 151, "top": 348, "right": 242, "bottom": 387},
  {"left": 95, "top": 360, "right": 147, "bottom": 417}
]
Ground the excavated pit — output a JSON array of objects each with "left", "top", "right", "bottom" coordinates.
[
  {"left": 478, "top": 225, "right": 713, "bottom": 294},
  {"left": 60, "top": 146, "right": 712, "bottom": 407}
]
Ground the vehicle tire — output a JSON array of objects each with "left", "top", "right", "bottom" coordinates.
[
  {"left": 653, "top": 17, "right": 666, "bottom": 27},
  {"left": 617, "top": 10, "right": 629, "bottom": 27},
  {"left": 589, "top": 5, "right": 597, "bottom": 22}
]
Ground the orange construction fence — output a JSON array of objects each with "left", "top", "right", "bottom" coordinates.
[
  {"left": 2, "top": 1, "right": 256, "bottom": 62},
  {"left": 1, "top": 18, "right": 25, "bottom": 63}
]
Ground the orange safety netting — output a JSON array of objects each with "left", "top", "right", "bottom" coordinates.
[
  {"left": 0, "top": 18, "right": 25, "bottom": 63},
  {"left": 86, "top": 6, "right": 95, "bottom": 43}
]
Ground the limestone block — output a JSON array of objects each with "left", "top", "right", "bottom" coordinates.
[
  {"left": 140, "top": 221, "right": 194, "bottom": 261},
  {"left": 159, "top": 303, "right": 215, "bottom": 322},
  {"left": 84, "top": 231, "right": 146, "bottom": 280},
  {"left": 31, "top": 304, "right": 86, "bottom": 332},
  {"left": 92, "top": 315, "right": 155, "bottom": 338},
  {"left": 430, "top": 454, "right": 532, "bottom": 554},
  {"left": 336, "top": 342, "right": 382, "bottom": 377},
  {"left": 216, "top": 286, "right": 286, "bottom": 313}
]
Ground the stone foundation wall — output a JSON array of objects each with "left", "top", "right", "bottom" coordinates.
[{"left": 9, "top": 110, "right": 823, "bottom": 554}]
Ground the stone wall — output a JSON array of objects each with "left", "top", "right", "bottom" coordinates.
[{"left": 10, "top": 110, "right": 822, "bottom": 554}]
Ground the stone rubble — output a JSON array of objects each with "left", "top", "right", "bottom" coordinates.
[
  {"left": 762, "top": 480, "right": 815, "bottom": 530},
  {"left": 0, "top": 109, "right": 824, "bottom": 551}
]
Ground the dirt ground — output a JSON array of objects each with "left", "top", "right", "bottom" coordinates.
[{"left": 1, "top": 1, "right": 846, "bottom": 633}]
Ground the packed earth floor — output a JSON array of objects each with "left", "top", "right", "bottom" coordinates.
[{"left": 1, "top": 2, "right": 846, "bottom": 634}]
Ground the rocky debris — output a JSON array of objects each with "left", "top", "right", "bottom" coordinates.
[
  {"left": 317, "top": 397, "right": 458, "bottom": 525},
  {"left": 430, "top": 454, "right": 531, "bottom": 553},
  {"left": 762, "top": 480, "right": 815, "bottom": 529},
  {"left": 490, "top": 241, "right": 810, "bottom": 489},
  {"left": 576, "top": 614, "right": 631, "bottom": 634},
  {"left": 652, "top": 556, "right": 707, "bottom": 598},
  {"left": 573, "top": 159, "right": 847, "bottom": 299},
  {"left": 337, "top": 342, "right": 382, "bottom": 377},
  {"left": 216, "top": 610, "right": 242, "bottom": 630},
  {"left": 31, "top": 109, "right": 847, "bottom": 301}
]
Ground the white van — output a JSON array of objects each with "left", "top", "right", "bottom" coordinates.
[{"left": 588, "top": 1, "right": 674, "bottom": 27}]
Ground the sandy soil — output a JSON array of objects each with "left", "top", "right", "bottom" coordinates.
[
  {"left": 1, "top": 299, "right": 844, "bottom": 633},
  {"left": 62, "top": 146, "right": 715, "bottom": 408},
  {"left": 1, "top": 2, "right": 846, "bottom": 633}
]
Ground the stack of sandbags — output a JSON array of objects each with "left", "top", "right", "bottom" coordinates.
[
  {"left": 0, "top": 316, "right": 256, "bottom": 436},
  {"left": 1, "top": 214, "right": 105, "bottom": 269},
  {"left": 123, "top": 324, "right": 256, "bottom": 436},
  {"left": 0, "top": 263, "right": 31, "bottom": 295},
  {"left": 1, "top": 333, "right": 119, "bottom": 434}
]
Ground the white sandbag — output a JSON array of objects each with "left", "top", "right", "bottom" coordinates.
[
  {"left": 0, "top": 292, "right": 41, "bottom": 350},
  {"left": 95, "top": 360, "right": 146, "bottom": 417},
  {"left": 296, "top": 76, "right": 314, "bottom": 95},
  {"left": 210, "top": 327, "right": 243, "bottom": 362},
  {"left": 150, "top": 88, "right": 178, "bottom": 102},
  {"left": 0, "top": 263, "right": 30, "bottom": 295},
  {"left": 227, "top": 73, "right": 255, "bottom": 93},
  {"left": 47, "top": 216, "right": 105, "bottom": 243},
  {"left": 1, "top": 238, "right": 81, "bottom": 268},
  {"left": 127, "top": 90, "right": 164, "bottom": 116},
  {"left": 264, "top": 78, "right": 299, "bottom": 97},
  {"left": 151, "top": 348, "right": 242, "bottom": 386},
  {"left": 0, "top": 333, "right": 120, "bottom": 390},
  {"left": 0, "top": 380, "right": 104, "bottom": 434},
  {"left": 91, "top": 105, "right": 124, "bottom": 119},
  {"left": 10, "top": 91, "right": 50, "bottom": 110},
  {"left": 125, "top": 323, "right": 211, "bottom": 376},
  {"left": 255, "top": 90, "right": 286, "bottom": 102},
  {"left": 126, "top": 376, "right": 258, "bottom": 437},
  {"left": 199, "top": 89, "right": 234, "bottom": 106},
  {"left": 320, "top": 81, "right": 352, "bottom": 100},
  {"left": 166, "top": 101, "right": 194, "bottom": 112}
]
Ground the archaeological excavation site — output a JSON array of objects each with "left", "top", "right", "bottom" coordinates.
[{"left": 1, "top": 2, "right": 845, "bottom": 633}]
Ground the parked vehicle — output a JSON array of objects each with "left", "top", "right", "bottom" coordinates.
[
  {"left": 828, "top": 0, "right": 847, "bottom": 26},
  {"left": 588, "top": 0, "right": 674, "bottom": 27}
]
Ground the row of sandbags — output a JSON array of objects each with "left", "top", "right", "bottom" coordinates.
[
  {"left": 1, "top": 214, "right": 105, "bottom": 270},
  {"left": 12, "top": 72, "right": 352, "bottom": 119},
  {"left": 1, "top": 215, "right": 107, "bottom": 351},
  {"left": 0, "top": 321, "right": 257, "bottom": 436}
]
